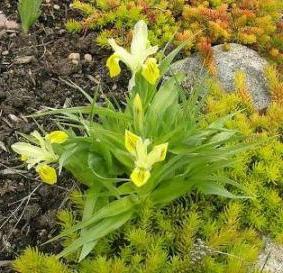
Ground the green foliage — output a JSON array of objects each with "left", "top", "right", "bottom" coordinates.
[
  {"left": 66, "top": 0, "right": 283, "bottom": 65},
  {"left": 12, "top": 199, "right": 266, "bottom": 273},
  {"left": 11, "top": 69, "right": 283, "bottom": 273},
  {"left": 55, "top": 71, "right": 281, "bottom": 273},
  {"left": 11, "top": 21, "right": 249, "bottom": 262},
  {"left": 13, "top": 247, "right": 71, "bottom": 273},
  {"left": 42, "top": 48, "right": 244, "bottom": 259},
  {"left": 265, "top": 65, "right": 283, "bottom": 104},
  {"left": 204, "top": 72, "right": 283, "bottom": 242},
  {"left": 18, "top": 0, "right": 42, "bottom": 33}
]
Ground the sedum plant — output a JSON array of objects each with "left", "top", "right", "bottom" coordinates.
[
  {"left": 18, "top": 0, "right": 42, "bottom": 33},
  {"left": 65, "top": 0, "right": 283, "bottom": 65},
  {"left": 13, "top": 247, "right": 71, "bottom": 273},
  {"left": 12, "top": 21, "right": 249, "bottom": 262}
]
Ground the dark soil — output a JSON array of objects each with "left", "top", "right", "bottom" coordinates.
[{"left": 0, "top": 0, "right": 127, "bottom": 270}]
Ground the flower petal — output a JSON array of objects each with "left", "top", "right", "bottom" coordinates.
[
  {"left": 131, "top": 21, "right": 158, "bottom": 66},
  {"left": 31, "top": 130, "right": 46, "bottom": 147},
  {"left": 131, "top": 20, "right": 148, "bottom": 56},
  {"left": 36, "top": 164, "right": 57, "bottom": 185},
  {"left": 45, "top": 131, "right": 69, "bottom": 144},
  {"left": 130, "top": 167, "right": 151, "bottom": 187},
  {"left": 145, "top": 45, "right": 159, "bottom": 57},
  {"left": 125, "top": 130, "right": 141, "bottom": 154},
  {"left": 11, "top": 141, "right": 58, "bottom": 166},
  {"left": 147, "top": 143, "right": 168, "bottom": 165},
  {"left": 142, "top": 58, "right": 160, "bottom": 85},
  {"left": 108, "top": 39, "right": 134, "bottom": 69},
  {"left": 106, "top": 53, "right": 121, "bottom": 78},
  {"left": 12, "top": 142, "right": 45, "bottom": 159}
]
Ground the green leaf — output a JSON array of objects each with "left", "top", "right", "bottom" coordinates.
[
  {"left": 18, "top": 0, "right": 42, "bottom": 33},
  {"left": 28, "top": 105, "right": 129, "bottom": 121},
  {"left": 149, "top": 75, "right": 184, "bottom": 116},
  {"left": 159, "top": 41, "right": 188, "bottom": 76},
  {"left": 197, "top": 182, "right": 247, "bottom": 199},
  {"left": 44, "top": 196, "right": 137, "bottom": 244},
  {"left": 79, "top": 187, "right": 101, "bottom": 261},
  {"left": 152, "top": 178, "right": 194, "bottom": 206},
  {"left": 57, "top": 210, "right": 133, "bottom": 258},
  {"left": 58, "top": 144, "right": 79, "bottom": 174}
]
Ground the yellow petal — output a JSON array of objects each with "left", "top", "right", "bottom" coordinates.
[
  {"left": 20, "top": 155, "right": 28, "bottom": 161},
  {"left": 45, "top": 131, "right": 69, "bottom": 144},
  {"left": 148, "top": 143, "right": 168, "bottom": 165},
  {"left": 142, "top": 58, "right": 160, "bottom": 85},
  {"left": 106, "top": 53, "right": 121, "bottom": 78},
  {"left": 130, "top": 167, "right": 151, "bottom": 187},
  {"left": 125, "top": 130, "right": 141, "bottom": 154},
  {"left": 36, "top": 164, "right": 57, "bottom": 185}
]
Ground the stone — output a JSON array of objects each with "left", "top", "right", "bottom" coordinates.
[
  {"left": 53, "top": 4, "right": 60, "bottom": 10},
  {"left": 171, "top": 43, "right": 270, "bottom": 110},
  {"left": 68, "top": 52, "right": 80, "bottom": 62},
  {"left": 0, "top": 11, "right": 19, "bottom": 29},
  {"left": 84, "top": 53, "right": 93, "bottom": 63},
  {"left": 257, "top": 239, "right": 283, "bottom": 273},
  {"left": 14, "top": 55, "right": 35, "bottom": 64}
]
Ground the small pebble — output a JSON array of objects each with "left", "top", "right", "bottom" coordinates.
[
  {"left": 112, "top": 84, "right": 117, "bottom": 90},
  {"left": 68, "top": 52, "right": 80, "bottom": 61},
  {"left": 8, "top": 114, "right": 21, "bottom": 123},
  {"left": 2, "top": 50, "right": 9, "bottom": 56},
  {"left": 84, "top": 53, "right": 93, "bottom": 63},
  {"left": 53, "top": 4, "right": 60, "bottom": 10},
  {"left": 58, "top": 29, "right": 66, "bottom": 35},
  {"left": 14, "top": 55, "right": 35, "bottom": 64}
]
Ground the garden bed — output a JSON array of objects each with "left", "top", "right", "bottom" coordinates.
[
  {"left": 0, "top": 0, "right": 126, "bottom": 266},
  {"left": 0, "top": 1, "right": 282, "bottom": 273}
]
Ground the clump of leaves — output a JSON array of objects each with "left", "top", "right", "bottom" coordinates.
[{"left": 18, "top": 0, "right": 42, "bottom": 33}]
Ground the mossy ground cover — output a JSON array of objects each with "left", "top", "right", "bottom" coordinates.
[{"left": 66, "top": 0, "right": 283, "bottom": 67}]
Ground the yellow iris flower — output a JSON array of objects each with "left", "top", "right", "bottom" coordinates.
[
  {"left": 106, "top": 20, "right": 160, "bottom": 90},
  {"left": 125, "top": 130, "right": 168, "bottom": 187},
  {"left": 11, "top": 130, "right": 68, "bottom": 185}
]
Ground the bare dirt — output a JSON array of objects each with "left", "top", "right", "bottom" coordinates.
[{"left": 0, "top": 0, "right": 127, "bottom": 270}]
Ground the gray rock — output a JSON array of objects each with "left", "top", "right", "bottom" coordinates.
[
  {"left": 257, "top": 239, "right": 283, "bottom": 273},
  {"left": 171, "top": 43, "right": 271, "bottom": 110}
]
